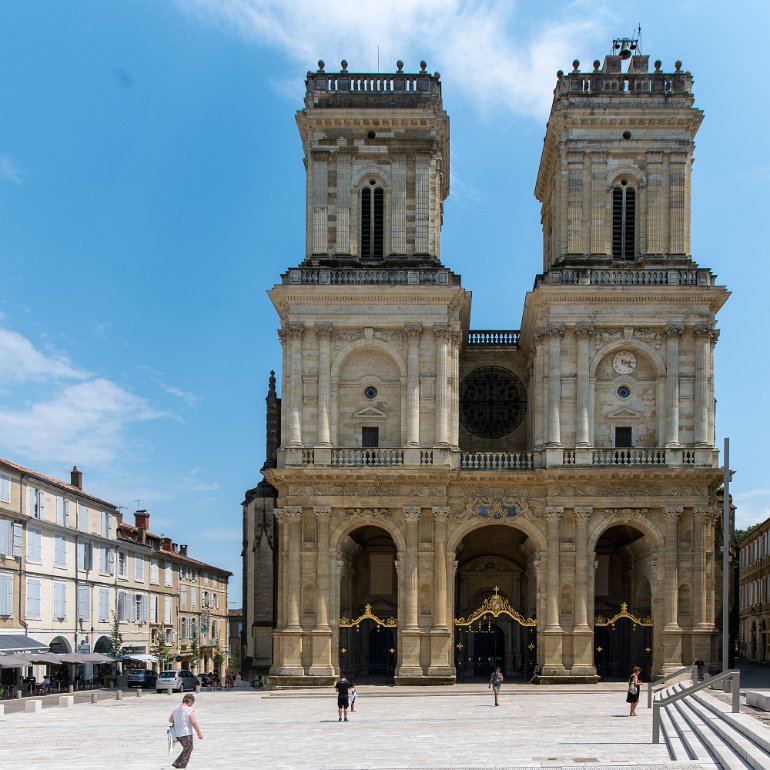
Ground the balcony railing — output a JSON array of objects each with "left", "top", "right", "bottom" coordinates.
[
  {"left": 467, "top": 330, "right": 520, "bottom": 347},
  {"left": 279, "top": 446, "right": 716, "bottom": 469},
  {"left": 282, "top": 268, "right": 459, "bottom": 286},
  {"left": 537, "top": 268, "right": 711, "bottom": 288}
]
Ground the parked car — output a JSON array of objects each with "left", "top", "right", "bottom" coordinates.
[
  {"left": 156, "top": 669, "right": 198, "bottom": 693},
  {"left": 127, "top": 669, "right": 157, "bottom": 689}
]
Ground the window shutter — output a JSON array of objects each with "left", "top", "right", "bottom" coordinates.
[
  {"left": 0, "top": 519, "right": 10, "bottom": 555},
  {"left": 38, "top": 490, "right": 45, "bottom": 517},
  {"left": 117, "top": 591, "right": 125, "bottom": 621},
  {"left": 107, "top": 512, "right": 112, "bottom": 535},
  {"left": 0, "top": 474, "right": 10, "bottom": 504},
  {"left": 56, "top": 496, "right": 64, "bottom": 525},
  {"left": 12, "top": 523, "right": 22, "bottom": 557},
  {"left": 0, "top": 574, "right": 12, "bottom": 615},
  {"left": 108, "top": 548, "right": 115, "bottom": 576},
  {"left": 63, "top": 499, "right": 70, "bottom": 526}
]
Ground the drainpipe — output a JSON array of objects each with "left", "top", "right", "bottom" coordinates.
[{"left": 17, "top": 472, "right": 27, "bottom": 635}]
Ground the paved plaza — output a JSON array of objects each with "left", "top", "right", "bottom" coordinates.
[{"left": 0, "top": 682, "right": 725, "bottom": 769}]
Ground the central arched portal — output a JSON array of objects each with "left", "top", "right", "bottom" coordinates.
[
  {"left": 453, "top": 524, "right": 538, "bottom": 682},
  {"left": 337, "top": 525, "right": 398, "bottom": 684}
]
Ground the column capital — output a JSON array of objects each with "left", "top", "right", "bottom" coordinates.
[
  {"left": 404, "top": 322, "right": 423, "bottom": 339},
  {"left": 403, "top": 506, "right": 421, "bottom": 522},
  {"left": 573, "top": 506, "right": 593, "bottom": 520},
  {"left": 546, "top": 324, "right": 565, "bottom": 339},
  {"left": 574, "top": 323, "right": 594, "bottom": 340},
  {"left": 313, "top": 505, "right": 332, "bottom": 521},
  {"left": 544, "top": 506, "right": 564, "bottom": 520},
  {"left": 283, "top": 505, "right": 303, "bottom": 520},
  {"left": 277, "top": 329, "right": 287, "bottom": 344},
  {"left": 314, "top": 322, "right": 333, "bottom": 339},
  {"left": 693, "top": 505, "right": 719, "bottom": 524},
  {"left": 273, "top": 507, "right": 286, "bottom": 522},
  {"left": 694, "top": 324, "right": 713, "bottom": 338},
  {"left": 285, "top": 322, "right": 305, "bottom": 339},
  {"left": 432, "top": 324, "right": 450, "bottom": 342},
  {"left": 432, "top": 507, "right": 450, "bottom": 522},
  {"left": 665, "top": 323, "right": 683, "bottom": 338},
  {"left": 664, "top": 506, "right": 683, "bottom": 521}
]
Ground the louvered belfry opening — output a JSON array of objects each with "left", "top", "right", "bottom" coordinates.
[
  {"left": 612, "top": 184, "right": 636, "bottom": 260},
  {"left": 361, "top": 184, "right": 384, "bottom": 260}
]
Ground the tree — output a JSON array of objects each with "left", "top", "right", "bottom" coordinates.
[
  {"left": 230, "top": 643, "right": 241, "bottom": 674},
  {"left": 213, "top": 638, "right": 224, "bottom": 670},
  {"left": 189, "top": 636, "right": 201, "bottom": 673},
  {"left": 151, "top": 628, "right": 170, "bottom": 668},
  {"left": 109, "top": 612, "right": 124, "bottom": 660}
]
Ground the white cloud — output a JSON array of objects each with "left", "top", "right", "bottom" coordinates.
[
  {"left": 0, "top": 328, "right": 89, "bottom": 383},
  {"left": 0, "top": 153, "right": 24, "bottom": 185},
  {"left": 733, "top": 488, "right": 770, "bottom": 530},
  {"left": 161, "top": 382, "right": 202, "bottom": 406},
  {"left": 0, "top": 378, "right": 166, "bottom": 465},
  {"left": 175, "top": 0, "right": 612, "bottom": 120}
]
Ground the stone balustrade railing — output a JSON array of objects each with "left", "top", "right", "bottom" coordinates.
[
  {"left": 283, "top": 268, "right": 459, "bottom": 286},
  {"left": 467, "top": 330, "right": 521, "bottom": 347},
  {"left": 557, "top": 70, "right": 693, "bottom": 97},
  {"left": 538, "top": 268, "right": 710, "bottom": 288},
  {"left": 307, "top": 70, "right": 441, "bottom": 97},
  {"left": 278, "top": 446, "right": 715, "bottom": 469},
  {"left": 459, "top": 452, "right": 534, "bottom": 471}
]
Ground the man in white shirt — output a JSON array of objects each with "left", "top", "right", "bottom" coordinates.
[{"left": 169, "top": 693, "right": 204, "bottom": 768}]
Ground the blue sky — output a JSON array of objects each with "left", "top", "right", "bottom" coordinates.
[{"left": 1, "top": 1, "right": 768, "bottom": 605}]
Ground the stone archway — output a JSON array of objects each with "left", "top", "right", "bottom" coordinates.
[
  {"left": 452, "top": 523, "right": 539, "bottom": 682},
  {"left": 49, "top": 635, "right": 72, "bottom": 653}
]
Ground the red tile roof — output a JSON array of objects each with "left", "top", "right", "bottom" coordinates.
[{"left": 0, "top": 457, "right": 118, "bottom": 510}]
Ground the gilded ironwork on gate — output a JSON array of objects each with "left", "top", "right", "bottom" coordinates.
[
  {"left": 594, "top": 602, "right": 653, "bottom": 627},
  {"left": 454, "top": 586, "right": 537, "bottom": 627},
  {"left": 339, "top": 603, "right": 397, "bottom": 629}
]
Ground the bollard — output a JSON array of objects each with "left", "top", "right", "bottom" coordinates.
[
  {"left": 195, "top": 684, "right": 201, "bottom": 693},
  {"left": 0, "top": 704, "right": 5, "bottom": 718},
  {"left": 115, "top": 689, "right": 122, "bottom": 701},
  {"left": 90, "top": 692, "right": 98, "bottom": 704},
  {"left": 58, "top": 695, "right": 75, "bottom": 708},
  {"left": 136, "top": 688, "right": 142, "bottom": 698},
  {"left": 25, "top": 699, "right": 42, "bottom": 713},
  {"left": 68, "top": 684, "right": 74, "bottom": 694},
  {"left": 165, "top": 687, "right": 170, "bottom": 695},
  {"left": 15, "top": 690, "right": 22, "bottom": 699}
]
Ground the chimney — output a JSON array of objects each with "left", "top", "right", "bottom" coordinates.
[
  {"left": 172, "top": 543, "right": 178, "bottom": 553},
  {"left": 162, "top": 536, "right": 173, "bottom": 552},
  {"left": 180, "top": 544, "right": 188, "bottom": 557},
  {"left": 134, "top": 510, "right": 150, "bottom": 530},
  {"left": 70, "top": 466, "right": 83, "bottom": 489}
]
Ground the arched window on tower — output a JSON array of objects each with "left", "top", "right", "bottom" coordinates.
[
  {"left": 612, "top": 180, "right": 636, "bottom": 260},
  {"left": 361, "top": 180, "right": 384, "bottom": 260}
]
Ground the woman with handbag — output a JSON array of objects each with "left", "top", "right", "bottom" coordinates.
[{"left": 626, "top": 665, "right": 642, "bottom": 716}]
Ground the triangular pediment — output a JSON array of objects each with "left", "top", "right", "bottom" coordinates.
[
  {"left": 353, "top": 406, "right": 387, "bottom": 418},
  {"left": 609, "top": 407, "right": 641, "bottom": 419}
]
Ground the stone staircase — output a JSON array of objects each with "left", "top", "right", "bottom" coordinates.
[{"left": 656, "top": 682, "right": 770, "bottom": 768}]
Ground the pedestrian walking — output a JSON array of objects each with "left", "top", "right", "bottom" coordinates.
[
  {"left": 527, "top": 664, "right": 541, "bottom": 684},
  {"left": 335, "top": 673, "right": 351, "bottom": 722},
  {"left": 489, "top": 666, "right": 504, "bottom": 706},
  {"left": 349, "top": 682, "right": 357, "bottom": 712},
  {"left": 626, "top": 665, "right": 641, "bottom": 716},
  {"left": 169, "top": 693, "right": 204, "bottom": 768}
]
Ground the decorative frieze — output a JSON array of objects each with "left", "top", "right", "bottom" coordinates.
[{"left": 345, "top": 508, "right": 392, "bottom": 523}]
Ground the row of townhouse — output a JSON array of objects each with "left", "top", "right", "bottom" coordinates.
[
  {"left": 738, "top": 519, "right": 770, "bottom": 664},
  {"left": 0, "top": 458, "right": 231, "bottom": 675}
]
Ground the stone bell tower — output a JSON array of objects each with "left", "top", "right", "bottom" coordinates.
[{"left": 296, "top": 59, "right": 450, "bottom": 265}]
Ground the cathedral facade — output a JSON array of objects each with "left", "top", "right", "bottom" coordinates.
[{"left": 243, "top": 46, "right": 729, "bottom": 686}]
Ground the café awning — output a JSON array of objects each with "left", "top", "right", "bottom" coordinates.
[
  {"left": 0, "top": 654, "right": 28, "bottom": 668},
  {"left": 0, "top": 634, "right": 49, "bottom": 654}
]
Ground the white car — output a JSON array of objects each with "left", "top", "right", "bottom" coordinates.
[{"left": 156, "top": 669, "right": 198, "bottom": 693}]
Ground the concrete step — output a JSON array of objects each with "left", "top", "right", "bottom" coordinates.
[
  {"left": 692, "top": 690, "right": 770, "bottom": 756},
  {"left": 670, "top": 697, "right": 742, "bottom": 768},
  {"left": 658, "top": 702, "right": 692, "bottom": 761},
  {"left": 668, "top": 698, "right": 718, "bottom": 764}
]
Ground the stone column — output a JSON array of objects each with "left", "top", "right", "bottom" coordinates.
[
  {"left": 694, "top": 325, "right": 711, "bottom": 446},
  {"left": 271, "top": 507, "right": 304, "bottom": 676},
  {"left": 533, "top": 335, "right": 545, "bottom": 449},
  {"left": 692, "top": 507, "right": 710, "bottom": 631},
  {"left": 544, "top": 507, "right": 563, "bottom": 631},
  {"left": 665, "top": 324, "right": 682, "bottom": 447},
  {"left": 433, "top": 326, "right": 450, "bottom": 446},
  {"left": 450, "top": 331, "right": 461, "bottom": 448},
  {"left": 398, "top": 507, "right": 423, "bottom": 679},
  {"left": 315, "top": 324, "right": 333, "bottom": 447},
  {"left": 707, "top": 330, "right": 719, "bottom": 446},
  {"left": 571, "top": 506, "right": 595, "bottom": 678},
  {"left": 405, "top": 324, "right": 422, "bottom": 446},
  {"left": 286, "top": 323, "right": 304, "bottom": 447},
  {"left": 428, "top": 507, "right": 451, "bottom": 677},
  {"left": 575, "top": 325, "right": 593, "bottom": 447},
  {"left": 309, "top": 506, "right": 334, "bottom": 676},
  {"left": 545, "top": 326, "right": 565, "bottom": 447},
  {"left": 662, "top": 506, "right": 683, "bottom": 671}
]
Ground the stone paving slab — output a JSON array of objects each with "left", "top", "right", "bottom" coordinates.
[{"left": 0, "top": 686, "right": 716, "bottom": 769}]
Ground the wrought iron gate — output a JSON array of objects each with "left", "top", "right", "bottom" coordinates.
[
  {"left": 338, "top": 604, "right": 397, "bottom": 685},
  {"left": 454, "top": 587, "right": 537, "bottom": 682},
  {"left": 594, "top": 603, "right": 653, "bottom": 681}
]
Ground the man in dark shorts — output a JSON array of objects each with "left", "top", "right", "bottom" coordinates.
[{"left": 335, "top": 673, "right": 351, "bottom": 722}]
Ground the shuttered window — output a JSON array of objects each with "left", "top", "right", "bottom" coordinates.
[
  {"left": 0, "top": 473, "right": 12, "bottom": 503},
  {"left": 99, "top": 587, "right": 110, "bottom": 622},
  {"left": 53, "top": 581, "right": 67, "bottom": 619},
  {"left": 0, "top": 573, "right": 13, "bottom": 616},
  {"left": 0, "top": 519, "right": 11, "bottom": 556},
  {"left": 27, "top": 527, "right": 42, "bottom": 563},
  {"left": 26, "top": 578, "right": 41, "bottom": 618},
  {"left": 77, "top": 541, "right": 93, "bottom": 571},
  {"left": 79, "top": 506, "right": 89, "bottom": 533},
  {"left": 135, "top": 555, "right": 145, "bottom": 582},
  {"left": 77, "top": 585, "right": 90, "bottom": 620},
  {"left": 150, "top": 595, "right": 157, "bottom": 623},
  {"left": 54, "top": 534, "right": 67, "bottom": 567},
  {"left": 164, "top": 596, "right": 172, "bottom": 624},
  {"left": 360, "top": 184, "right": 384, "bottom": 260},
  {"left": 612, "top": 184, "right": 636, "bottom": 260}
]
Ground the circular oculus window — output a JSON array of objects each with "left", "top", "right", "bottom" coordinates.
[
  {"left": 460, "top": 366, "right": 527, "bottom": 439},
  {"left": 617, "top": 385, "right": 631, "bottom": 399},
  {"left": 363, "top": 386, "right": 378, "bottom": 400}
]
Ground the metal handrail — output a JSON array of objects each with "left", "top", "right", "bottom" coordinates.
[
  {"left": 647, "top": 664, "right": 695, "bottom": 708},
  {"left": 652, "top": 669, "right": 740, "bottom": 744}
]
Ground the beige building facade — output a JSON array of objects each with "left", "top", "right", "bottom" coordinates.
[
  {"left": 243, "top": 45, "right": 729, "bottom": 686},
  {"left": 738, "top": 519, "right": 770, "bottom": 664}
]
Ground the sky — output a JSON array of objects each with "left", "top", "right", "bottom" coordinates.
[{"left": 1, "top": 1, "right": 768, "bottom": 605}]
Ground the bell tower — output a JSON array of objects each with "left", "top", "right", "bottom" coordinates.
[
  {"left": 296, "top": 59, "right": 450, "bottom": 266},
  {"left": 535, "top": 39, "right": 703, "bottom": 271}
]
